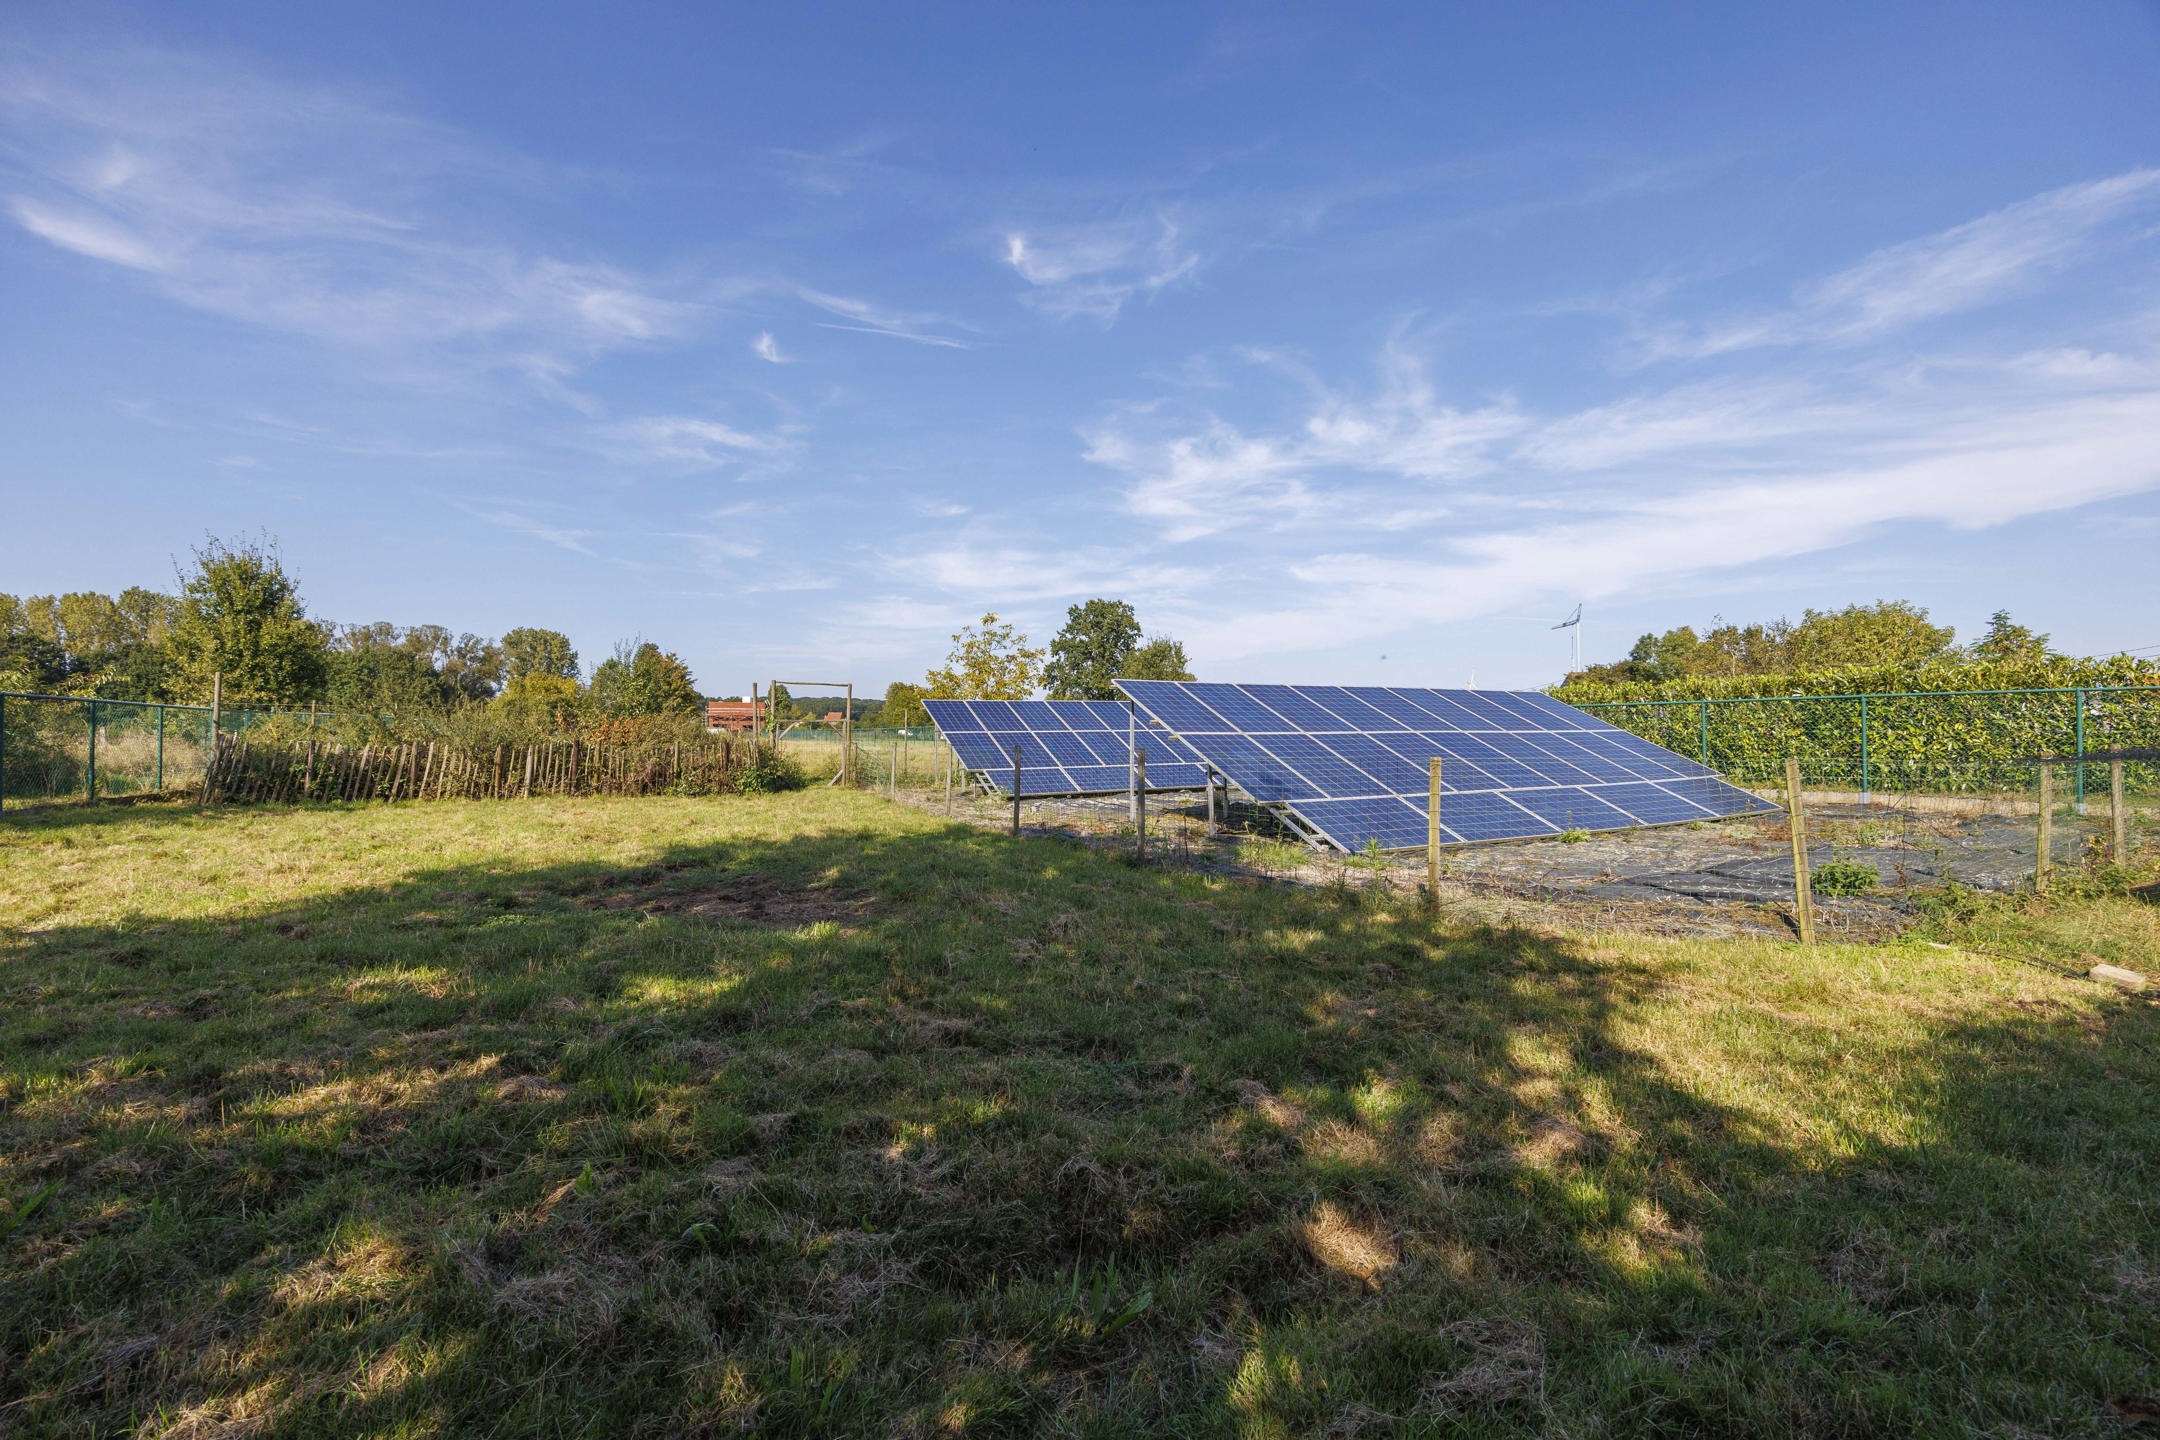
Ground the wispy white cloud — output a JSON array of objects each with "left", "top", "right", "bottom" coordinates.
[
  {"left": 1085, "top": 342, "right": 1522, "bottom": 538},
  {"left": 612, "top": 415, "right": 790, "bottom": 469},
  {"left": 0, "top": 41, "right": 701, "bottom": 367},
  {"left": 1073, "top": 173, "right": 2160, "bottom": 664},
  {"left": 752, "top": 330, "right": 786, "bottom": 363},
  {"left": 768, "top": 126, "right": 913, "bottom": 197},
  {"left": 1647, "top": 168, "right": 2160, "bottom": 358},
  {"left": 795, "top": 286, "right": 971, "bottom": 348},
  {"left": 10, "top": 196, "right": 164, "bottom": 269},
  {"left": 1201, "top": 386, "right": 2160, "bottom": 661},
  {"left": 463, "top": 506, "right": 601, "bottom": 558},
  {"left": 1003, "top": 215, "right": 1199, "bottom": 321}
]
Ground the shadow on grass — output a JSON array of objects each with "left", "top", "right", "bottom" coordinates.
[{"left": 1, "top": 801, "right": 2155, "bottom": 1436}]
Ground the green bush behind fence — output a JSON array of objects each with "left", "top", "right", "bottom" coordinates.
[{"left": 1577, "top": 684, "right": 2160, "bottom": 802}]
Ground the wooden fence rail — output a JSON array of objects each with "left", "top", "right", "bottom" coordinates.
[{"left": 199, "top": 733, "right": 757, "bottom": 805}]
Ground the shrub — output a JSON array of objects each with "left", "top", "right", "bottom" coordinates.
[
  {"left": 1812, "top": 860, "right": 1881, "bottom": 896},
  {"left": 735, "top": 747, "right": 806, "bottom": 795}
]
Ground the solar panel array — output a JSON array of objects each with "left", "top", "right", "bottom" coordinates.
[
  {"left": 924, "top": 699, "right": 1212, "bottom": 797},
  {"left": 1115, "top": 680, "right": 1777, "bottom": 852}
]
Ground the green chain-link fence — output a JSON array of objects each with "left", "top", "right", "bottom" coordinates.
[
  {"left": 1576, "top": 683, "right": 2160, "bottom": 806},
  {"left": 0, "top": 692, "right": 294, "bottom": 809}
]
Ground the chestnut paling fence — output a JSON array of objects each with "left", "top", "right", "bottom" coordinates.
[
  {"left": 0, "top": 691, "right": 768, "bottom": 809},
  {"left": 196, "top": 731, "right": 762, "bottom": 803}
]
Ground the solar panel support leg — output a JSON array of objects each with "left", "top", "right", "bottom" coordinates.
[
  {"left": 1206, "top": 774, "right": 1218, "bottom": 836},
  {"left": 1428, "top": 757, "right": 1442, "bottom": 913},
  {"left": 1127, "top": 703, "right": 1140, "bottom": 827}
]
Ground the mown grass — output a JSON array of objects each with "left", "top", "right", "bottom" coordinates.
[{"left": 2, "top": 792, "right": 2157, "bottom": 1437}]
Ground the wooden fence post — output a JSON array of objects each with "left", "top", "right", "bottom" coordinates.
[
  {"left": 2036, "top": 761, "right": 2054, "bottom": 893},
  {"left": 1785, "top": 756, "right": 1815, "bottom": 946},
  {"left": 1428, "top": 757, "right": 1442, "bottom": 913}
]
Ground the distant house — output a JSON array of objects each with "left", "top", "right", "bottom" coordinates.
[
  {"left": 705, "top": 699, "right": 766, "bottom": 732},
  {"left": 821, "top": 710, "right": 846, "bottom": 725}
]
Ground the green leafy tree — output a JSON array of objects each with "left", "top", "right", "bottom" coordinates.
[
  {"left": 924, "top": 612, "right": 1045, "bottom": 700},
  {"left": 881, "top": 680, "right": 931, "bottom": 727},
  {"left": 1123, "top": 634, "right": 1195, "bottom": 682},
  {"left": 1587, "top": 601, "right": 1959, "bottom": 684},
  {"left": 0, "top": 633, "right": 67, "bottom": 691},
  {"left": 1784, "top": 601, "right": 1957, "bottom": 670},
  {"left": 432, "top": 630, "right": 505, "bottom": 703},
  {"left": 1045, "top": 598, "right": 1142, "bottom": 699},
  {"left": 0, "top": 587, "right": 183, "bottom": 698},
  {"left": 502, "top": 627, "right": 580, "bottom": 683},
  {"left": 1969, "top": 610, "right": 2054, "bottom": 664},
  {"left": 326, "top": 643, "right": 450, "bottom": 714},
  {"left": 492, "top": 671, "right": 582, "bottom": 730},
  {"left": 588, "top": 640, "right": 702, "bottom": 716},
  {"left": 166, "top": 536, "right": 329, "bottom": 706}
]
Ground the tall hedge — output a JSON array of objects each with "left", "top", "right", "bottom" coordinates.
[{"left": 1554, "top": 657, "right": 2160, "bottom": 795}]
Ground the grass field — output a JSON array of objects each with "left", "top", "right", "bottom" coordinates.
[{"left": 3, "top": 792, "right": 2157, "bottom": 1437}]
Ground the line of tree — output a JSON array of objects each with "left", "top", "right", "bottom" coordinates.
[
  {"left": 0, "top": 535, "right": 704, "bottom": 725},
  {"left": 1567, "top": 601, "right": 2061, "bottom": 688}
]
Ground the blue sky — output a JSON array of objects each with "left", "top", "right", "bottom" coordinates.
[{"left": 5, "top": 2, "right": 2158, "bottom": 694}]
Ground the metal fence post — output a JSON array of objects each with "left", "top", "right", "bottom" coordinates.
[
  {"left": 2036, "top": 761, "right": 2055, "bottom": 892},
  {"left": 1858, "top": 694, "right": 1870, "bottom": 801},
  {"left": 1698, "top": 699, "right": 1710, "bottom": 766},
  {"left": 2074, "top": 689, "right": 2087, "bottom": 813},
  {"left": 155, "top": 704, "right": 166, "bottom": 791},
  {"left": 0, "top": 694, "right": 7, "bottom": 813},
  {"left": 86, "top": 698, "right": 98, "bottom": 801},
  {"left": 2113, "top": 760, "right": 2129, "bottom": 865},
  {"left": 1011, "top": 743, "right": 1022, "bottom": 837}
]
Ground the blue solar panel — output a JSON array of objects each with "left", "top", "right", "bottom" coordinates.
[
  {"left": 925, "top": 699, "right": 1213, "bottom": 797},
  {"left": 1115, "top": 680, "right": 1778, "bottom": 852}
]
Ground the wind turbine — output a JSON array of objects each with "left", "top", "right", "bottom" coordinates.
[{"left": 1553, "top": 603, "right": 1583, "bottom": 674}]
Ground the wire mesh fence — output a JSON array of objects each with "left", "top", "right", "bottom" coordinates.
[
  {"left": 1577, "top": 683, "right": 2160, "bottom": 807},
  {"left": 0, "top": 692, "right": 299, "bottom": 809}
]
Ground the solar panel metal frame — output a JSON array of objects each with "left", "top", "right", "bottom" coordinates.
[
  {"left": 1113, "top": 680, "right": 1778, "bottom": 852},
  {"left": 924, "top": 698, "right": 1214, "bottom": 798}
]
